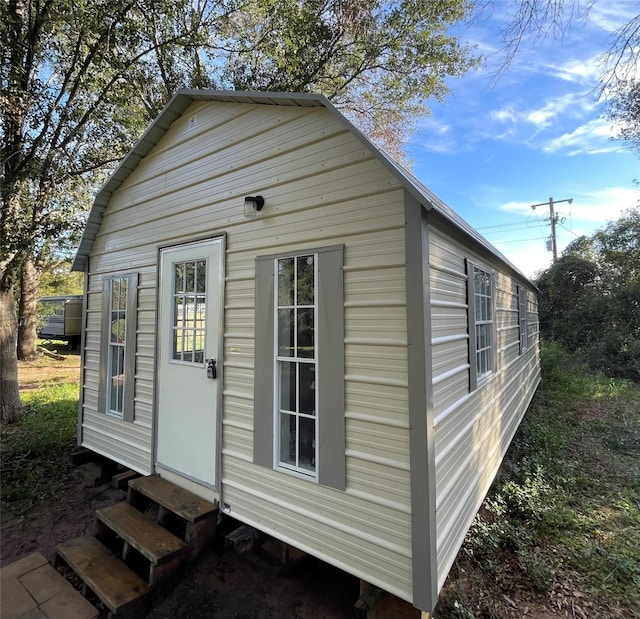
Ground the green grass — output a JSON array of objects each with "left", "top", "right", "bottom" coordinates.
[
  {"left": 437, "top": 341, "right": 640, "bottom": 618},
  {"left": 1, "top": 383, "right": 80, "bottom": 510}
]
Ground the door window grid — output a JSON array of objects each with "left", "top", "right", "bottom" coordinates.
[
  {"left": 108, "top": 277, "right": 127, "bottom": 418},
  {"left": 172, "top": 259, "right": 207, "bottom": 364},
  {"left": 473, "top": 266, "right": 493, "bottom": 380},
  {"left": 275, "top": 255, "right": 317, "bottom": 477}
]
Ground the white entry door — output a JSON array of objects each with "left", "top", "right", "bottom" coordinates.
[{"left": 156, "top": 238, "right": 223, "bottom": 489}]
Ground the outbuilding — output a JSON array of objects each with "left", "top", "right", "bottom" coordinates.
[{"left": 72, "top": 90, "right": 540, "bottom": 615}]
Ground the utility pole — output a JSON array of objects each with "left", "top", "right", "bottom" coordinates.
[{"left": 531, "top": 197, "right": 573, "bottom": 263}]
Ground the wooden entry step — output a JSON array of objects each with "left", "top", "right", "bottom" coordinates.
[
  {"left": 55, "top": 536, "right": 150, "bottom": 617},
  {"left": 128, "top": 475, "right": 218, "bottom": 551},
  {"left": 95, "top": 502, "right": 187, "bottom": 584},
  {"left": 55, "top": 474, "right": 218, "bottom": 616},
  {"left": 128, "top": 475, "right": 217, "bottom": 523}
]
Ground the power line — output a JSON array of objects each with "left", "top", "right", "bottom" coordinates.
[
  {"left": 482, "top": 225, "right": 549, "bottom": 235},
  {"left": 558, "top": 222, "right": 582, "bottom": 239},
  {"left": 476, "top": 221, "right": 538, "bottom": 231},
  {"left": 492, "top": 236, "right": 549, "bottom": 244}
]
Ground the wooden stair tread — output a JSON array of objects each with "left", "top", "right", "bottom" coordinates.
[
  {"left": 96, "top": 502, "right": 187, "bottom": 565},
  {"left": 128, "top": 475, "right": 217, "bottom": 524},
  {"left": 56, "top": 536, "right": 149, "bottom": 615}
]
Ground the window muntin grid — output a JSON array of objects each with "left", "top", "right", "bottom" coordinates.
[
  {"left": 172, "top": 259, "right": 207, "bottom": 364},
  {"left": 108, "top": 277, "right": 127, "bottom": 417},
  {"left": 518, "top": 286, "right": 528, "bottom": 354},
  {"left": 473, "top": 266, "right": 493, "bottom": 380},
  {"left": 275, "top": 255, "right": 317, "bottom": 477}
]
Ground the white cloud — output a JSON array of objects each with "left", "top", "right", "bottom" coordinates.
[
  {"left": 486, "top": 93, "right": 595, "bottom": 143},
  {"left": 571, "top": 187, "right": 640, "bottom": 222},
  {"left": 588, "top": 2, "right": 638, "bottom": 33},
  {"left": 491, "top": 107, "right": 516, "bottom": 123},
  {"left": 415, "top": 118, "right": 463, "bottom": 153},
  {"left": 545, "top": 56, "right": 601, "bottom": 84},
  {"left": 542, "top": 117, "right": 623, "bottom": 154},
  {"left": 497, "top": 240, "right": 555, "bottom": 278},
  {"left": 499, "top": 200, "right": 539, "bottom": 216},
  {"left": 499, "top": 187, "right": 638, "bottom": 220}
]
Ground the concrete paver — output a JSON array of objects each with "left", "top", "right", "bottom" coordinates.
[
  {"left": 0, "top": 553, "right": 97, "bottom": 619},
  {"left": 1, "top": 554, "right": 48, "bottom": 581},
  {"left": 1, "top": 576, "right": 39, "bottom": 619}
]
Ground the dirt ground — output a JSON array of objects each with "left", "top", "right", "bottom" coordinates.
[
  {"left": 1, "top": 355, "right": 623, "bottom": 619},
  {"left": 0, "top": 476, "right": 359, "bottom": 618},
  {"left": 2, "top": 356, "right": 360, "bottom": 618}
]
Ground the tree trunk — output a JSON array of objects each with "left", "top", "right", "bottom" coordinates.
[
  {"left": 0, "top": 272, "right": 22, "bottom": 423},
  {"left": 17, "top": 257, "right": 41, "bottom": 360}
]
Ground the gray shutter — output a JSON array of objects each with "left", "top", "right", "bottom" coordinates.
[
  {"left": 253, "top": 257, "right": 275, "bottom": 468},
  {"left": 123, "top": 273, "right": 138, "bottom": 422},
  {"left": 317, "top": 246, "right": 345, "bottom": 490},
  {"left": 465, "top": 259, "right": 478, "bottom": 391}
]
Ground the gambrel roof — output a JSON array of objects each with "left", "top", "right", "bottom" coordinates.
[{"left": 72, "top": 89, "right": 527, "bottom": 280}]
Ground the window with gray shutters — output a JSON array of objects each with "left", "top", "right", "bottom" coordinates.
[
  {"left": 466, "top": 260, "right": 494, "bottom": 390},
  {"left": 99, "top": 273, "right": 138, "bottom": 421},
  {"left": 254, "top": 246, "right": 345, "bottom": 490}
]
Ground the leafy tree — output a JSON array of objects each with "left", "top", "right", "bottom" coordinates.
[
  {"left": 1, "top": 0, "right": 478, "bottom": 422},
  {"left": 535, "top": 209, "right": 640, "bottom": 381},
  {"left": 37, "top": 261, "right": 84, "bottom": 298},
  {"left": 1, "top": 0, "right": 226, "bottom": 422}
]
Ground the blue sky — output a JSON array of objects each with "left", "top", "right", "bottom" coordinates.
[{"left": 407, "top": 0, "right": 639, "bottom": 278}]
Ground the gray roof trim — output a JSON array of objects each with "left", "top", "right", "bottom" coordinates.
[{"left": 72, "top": 89, "right": 530, "bottom": 283}]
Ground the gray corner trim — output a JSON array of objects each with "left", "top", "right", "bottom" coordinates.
[
  {"left": 123, "top": 273, "right": 138, "bottom": 422},
  {"left": 77, "top": 267, "right": 89, "bottom": 445},
  {"left": 404, "top": 190, "right": 438, "bottom": 613},
  {"left": 317, "top": 246, "right": 345, "bottom": 491},
  {"left": 253, "top": 258, "right": 275, "bottom": 468},
  {"left": 215, "top": 234, "right": 227, "bottom": 494},
  {"left": 98, "top": 277, "right": 110, "bottom": 416},
  {"left": 465, "top": 259, "right": 478, "bottom": 392}
]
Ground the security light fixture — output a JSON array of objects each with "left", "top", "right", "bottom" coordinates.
[{"left": 243, "top": 195, "right": 264, "bottom": 218}]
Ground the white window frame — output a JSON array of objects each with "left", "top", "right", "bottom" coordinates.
[
  {"left": 107, "top": 277, "right": 128, "bottom": 418},
  {"left": 99, "top": 273, "right": 137, "bottom": 422},
  {"left": 274, "top": 254, "right": 319, "bottom": 480},
  {"left": 467, "top": 261, "right": 494, "bottom": 390},
  {"left": 518, "top": 285, "right": 528, "bottom": 354}
]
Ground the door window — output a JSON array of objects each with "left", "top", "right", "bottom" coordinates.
[{"left": 171, "top": 259, "right": 207, "bottom": 364}]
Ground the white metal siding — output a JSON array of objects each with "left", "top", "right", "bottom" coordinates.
[
  {"left": 82, "top": 102, "right": 414, "bottom": 601},
  {"left": 429, "top": 226, "right": 540, "bottom": 592}
]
